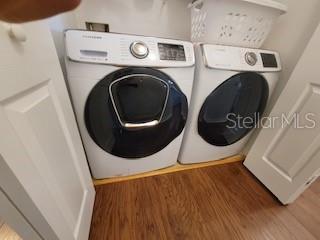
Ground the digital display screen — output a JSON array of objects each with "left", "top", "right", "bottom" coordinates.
[
  {"left": 261, "top": 53, "right": 278, "bottom": 68},
  {"left": 158, "top": 43, "right": 186, "bottom": 61}
]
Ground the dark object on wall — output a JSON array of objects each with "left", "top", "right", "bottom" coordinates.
[{"left": 85, "top": 22, "right": 110, "bottom": 32}]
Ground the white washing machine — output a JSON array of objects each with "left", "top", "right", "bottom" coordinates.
[
  {"left": 65, "top": 30, "right": 195, "bottom": 179},
  {"left": 178, "top": 43, "right": 281, "bottom": 164}
]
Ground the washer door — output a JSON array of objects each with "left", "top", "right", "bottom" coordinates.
[
  {"left": 198, "top": 72, "right": 269, "bottom": 146},
  {"left": 85, "top": 67, "right": 188, "bottom": 158}
]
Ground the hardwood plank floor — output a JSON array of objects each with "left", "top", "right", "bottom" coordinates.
[
  {"left": 89, "top": 162, "right": 320, "bottom": 240},
  {"left": 0, "top": 223, "right": 22, "bottom": 240}
]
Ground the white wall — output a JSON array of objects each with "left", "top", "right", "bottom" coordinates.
[
  {"left": 263, "top": 0, "right": 320, "bottom": 109},
  {"left": 74, "top": 0, "right": 190, "bottom": 40},
  {"left": 48, "top": 12, "right": 77, "bottom": 75},
  {"left": 48, "top": 0, "right": 191, "bottom": 72},
  {"left": 49, "top": 0, "right": 320, "bottom": 87},
  {"left": 243, "top": 0, "right": 320, "bottom": 154}
]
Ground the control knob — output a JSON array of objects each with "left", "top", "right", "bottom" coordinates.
[
  {"left": 130, "top": 41, "right": 149, "bottom": 59},
  {"left": 245, "top": 52, "right": 258, "bottom": 66}
]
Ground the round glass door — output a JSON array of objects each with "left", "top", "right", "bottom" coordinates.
[
  {"left": 85, "top": 67, "right": 188, "bottom": 158},
  {"left": 198, "top": 72, "right": 269, "bottom": 146}
]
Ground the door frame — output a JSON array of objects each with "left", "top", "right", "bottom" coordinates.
[
  {"left": 0, "top": 154, "right": 59, "bottom": 240},
  {"left": 0, "top": 187, "right": 42, "bottom": 240}
]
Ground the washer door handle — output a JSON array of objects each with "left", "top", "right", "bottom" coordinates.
[{"left": 124, "top": 120, "right": 159, "bottom": 130}]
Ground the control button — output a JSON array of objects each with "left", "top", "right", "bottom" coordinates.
[
  {"left": 245, "top": 52, "right": 258, "bottom": 66},
  {"left": 130, "top": 41, "right": 149, "bottom": 59}
]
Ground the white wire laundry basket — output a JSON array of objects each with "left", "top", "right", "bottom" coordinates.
[{"left": 189, "top": 0, "right": 287, "bottom": 48}]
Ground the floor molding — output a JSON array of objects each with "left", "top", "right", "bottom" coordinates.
[{"left": 93, "top": 155, "right": 245, "bottom": 186}]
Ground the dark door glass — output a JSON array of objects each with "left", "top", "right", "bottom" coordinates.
[
  {"left": 110, "top": 76, "right": 168, "bottom": 123},
  {"left": 85, "top": 67, "right": 188, "bottom": 158},
  {"left": 198, "top": 72, "right": 269, "bottom": 146}
]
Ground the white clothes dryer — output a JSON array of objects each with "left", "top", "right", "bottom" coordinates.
[{"left": 178, "top": 43, "right": 281, "bottom": 164}]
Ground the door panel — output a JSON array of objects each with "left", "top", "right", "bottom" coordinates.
[
  {"left": 264, "top": 83, "right": 320, "bottom": 179},
  {"left": 4, "top": 82, "right": 84, "bottom": 229},
  {"left": 0, "top": 21, "right": 95, "bottom": 239},
  {"left": 244, "top": 24, "right": 320, "bottom": 204}
]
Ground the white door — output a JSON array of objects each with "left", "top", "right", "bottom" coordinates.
[
  {"left": 0, "top": 21, "right": 95, "bottom": 239},
  {"left": 244, "top": 23, "right": 320, "bottom": 204}
]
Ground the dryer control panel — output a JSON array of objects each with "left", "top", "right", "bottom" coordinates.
[
  {"left": 201, "top": 44, "right": 281, "bottom": 72},
  {"left": 65, "top": 30, "right": 195, "bottom": 68}
]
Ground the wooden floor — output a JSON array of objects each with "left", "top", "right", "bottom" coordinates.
[
  {"left": 89, "top": 162, "right": 320, "bottom": 240},
  {"left": 0, "top": 220, "right": 22, "bottom": 240}
]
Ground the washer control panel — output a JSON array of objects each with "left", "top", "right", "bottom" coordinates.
[
  {"left": 65, "top": 30, "right": 195, "bottom": 67},
  {"left": 130, "top": 41, "right": 149, "bottom": 59}
]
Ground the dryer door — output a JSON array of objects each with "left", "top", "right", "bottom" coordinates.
[
  {"left": 198, "top": 72, "right": 269, "bottom": 146},
  {"left": 85, "top": 67, "right": 188, "bottom": 158}
]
